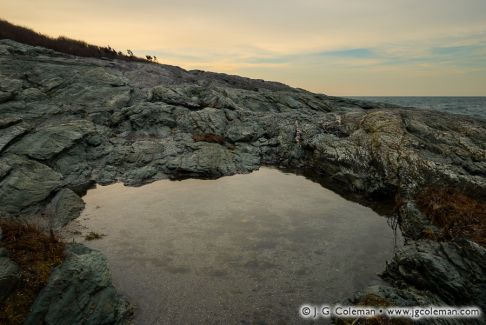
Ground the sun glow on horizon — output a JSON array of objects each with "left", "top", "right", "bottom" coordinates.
[{"left": 2, "top": 0, "right": 486, "bottom": 96}]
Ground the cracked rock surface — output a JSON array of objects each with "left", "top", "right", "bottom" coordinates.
[{"left": 0, "top": 39, "right": 485, "bottom": 323}]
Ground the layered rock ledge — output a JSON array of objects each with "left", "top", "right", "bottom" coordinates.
[{"left": 0, "top": 39, "right": 485, "bottom": 324}]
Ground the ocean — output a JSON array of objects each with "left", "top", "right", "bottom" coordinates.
[{"left": 347, "top": 97, "right": 486, "bottom": 119}]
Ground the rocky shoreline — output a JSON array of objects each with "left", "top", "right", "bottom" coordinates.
[{"left": 0, "top": 39, "right": 485, "bottom": 324}]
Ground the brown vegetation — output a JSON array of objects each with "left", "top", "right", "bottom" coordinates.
[
  {"left": 192, "top": 133, "right": 226, "bottom": 145},
  {"left": 358, "top": 294, "right": 391, "bottom": 307},
  {"left": 336, "top": 294, "right": 412, "bottom": 325},
  {"left": 0, "top": 19, "right": 151, "bottom": 63},
  {"left": 415, "top": 187, "right": 486, "bottom": 246},
  {"left": 0, "top": 220, "right": 65, "bottom": 325},
  {"left": 85, "top": 231, "right": 105, "bottom": 241}
]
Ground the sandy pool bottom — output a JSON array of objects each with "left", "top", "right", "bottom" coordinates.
[{"left": 63, "top": 168, "right": 400, "bottom": 324}]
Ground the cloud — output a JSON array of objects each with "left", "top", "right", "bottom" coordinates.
[
  {"left": 1, "top": 0, "right": 486, "bottom": 95},
  {"left": 315, "top": 48, "right": 374, "bottom": 58}
]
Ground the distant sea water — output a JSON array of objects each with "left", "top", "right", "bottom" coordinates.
[{"left": 347, "top": 96, "right": 486, "bottom": 119}]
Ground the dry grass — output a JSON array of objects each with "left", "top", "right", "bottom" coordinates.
[
  {"left": 85, "top": 231, "right": 105, "bottom": 241},
  {"left": 0, "top": 19, "right": 150, "bottom": 63},
  {"left": 358, "top": 294, "right": 391, "bottom": 307},
  {"left": 192, "top": 133, "right": 225, "bottom": 145},
  {"left": 415, "top": 187, "right": 486, "bottom": 246},
  {"left": 336, "top": 294, "right": 411, "bottom": 325},
  {"left": 0, "top": 220, "right": 65, "bottom": 325}
]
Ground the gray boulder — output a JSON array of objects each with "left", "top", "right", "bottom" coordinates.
[
  {"left": 8, "top": 120, "right": 95, "bottom": 160},
  {"left": 0, "top": 121, "right": 29, "bottom": 153},
  {"left": 26, "top": 244, "right": 132, "bottom": 325},
  {"left": 0, "top": 155, "right": 62, "bottom": 214},
  {"left": 45, "top": 188, "right": 85, "bottom": 229},
  {"left": 384, "top": 239, "right": 486, "bottom": 311}
]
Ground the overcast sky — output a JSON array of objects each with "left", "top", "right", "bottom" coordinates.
[{"left": 2, "top": 0, "right": 486, "bottom": 95}]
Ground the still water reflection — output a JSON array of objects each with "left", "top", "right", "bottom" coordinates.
[{"left": 65, "top": 168, "right": 400, "bottom": 324}]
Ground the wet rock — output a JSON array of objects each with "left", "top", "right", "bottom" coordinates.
[
  {"left": 119, "top": 102, "right": 177, "bottom": 130},
  {"left": 0, "top": 159, "right": 12, "bottom": 179},
  {"left": 82, "top": 68, "right": 128, "bottom": 87},
  {"left": 167, "top": 143, "right": 239, "bottom": 177},
  {"left": 45, "top": 188, "right": 85, "bottom": 229},
  {"left": 0, "top": 155, "right": 62, "bottom": 214},
  {"left": 0, "top": 122, "right": 29, "bottom": 153},
  {"left": 106, "top": 89, "right": 132, "bottom": 110},
  {"left": 8, "top": 120, "right": 95, "bottom": 160},
  {"left": 384, "top": 239, "right": 486, "bottom": 311},
  {"left": 19, "top": 88, "right": 48, "bottom": 101},
  {"left": 226, "top": 120, "right": 264, "bottom": 143},
  {"left": 0, "top": 117, "right": 22, "bottom": 129},
  {"left": 351, "top": 240, "right": 486, "bottom": 324},
  {"left": 0, "top": 75, "right": 22, "bottom": 98},
  {"left": 398, "top": 202, "right": 435, "bottom": 239},
  {"left": 122, "top": 165, "right": 158, "bottom": 186},
  {"left": 26, "top": 244, "right": 132, "bottom": 325},
  {"left": 150, "top": 84, "right": 240, "bottom": 110}
]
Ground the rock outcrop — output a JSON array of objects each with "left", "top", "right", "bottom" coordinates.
[
  {"left": 0, "top": 39, "right": 485, "bottom": 323},
  {"left": 352, "top": 238, "right": 486, "bottom": 324},
  {"left": 25, "top": 244, "right": 132, "bottom": 325}
]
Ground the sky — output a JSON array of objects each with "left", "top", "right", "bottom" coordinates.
[{"left": 2, "top": 0, "right": 486, "bottom": 96}]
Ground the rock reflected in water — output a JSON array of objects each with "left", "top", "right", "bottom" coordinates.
[{"left": 68, "top": 167, "right": 400, "bottom": 324}]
